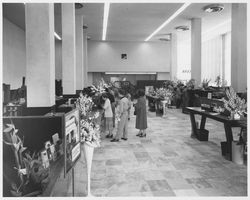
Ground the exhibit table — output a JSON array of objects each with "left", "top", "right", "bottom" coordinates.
[{"left": 184, "top": 107, "right": 247, "bottom": 161}]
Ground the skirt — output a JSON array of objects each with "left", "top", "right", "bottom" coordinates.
[{"left": 104, "top": 117, "right": 113, "bottom": 131}]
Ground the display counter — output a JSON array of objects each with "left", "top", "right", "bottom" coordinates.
[{"left": 184, "top": 107, "right": 247, "bottom": 161}]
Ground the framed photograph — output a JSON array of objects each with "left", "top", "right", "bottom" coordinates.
[{"left": 64, "top": 109, "right": 81, "bottom": 174}]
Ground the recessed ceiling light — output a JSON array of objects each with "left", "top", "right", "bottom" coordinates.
[
  {"left": 159, "top": 38, "right": 170, "bottom": 42},
  {"left": 175, "top": 25, "right": 189, "bottom": 31},
  {"left": 83, "top": 24, "right": 88, "bottom": 29},
  {"left": 87, "top": 36, "right": 91, "bottom": 40},
  {"left": 157, "top": 34, "right": 171, "bottom": 41},
  {"left": 75, "top": 3, "right": 83, "bottom": 9},
  {"left": 203, "top": 4, "right": 224, "bottom": 13}
]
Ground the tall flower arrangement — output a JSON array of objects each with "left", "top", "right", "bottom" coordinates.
[
  {"left": 76, "top": 94, "right": 101, "bottom": 147},
  {"left": 221, "top": 86, "right": 247, "bottom": 116},
  {"left": 75, "top": 94, "right": 94, "bottom": 117}
]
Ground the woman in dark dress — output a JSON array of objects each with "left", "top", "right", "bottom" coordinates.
[{"left": 134, "top": 89, "right": 148, "bottom": 137}]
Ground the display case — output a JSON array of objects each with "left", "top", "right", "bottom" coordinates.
[{"left": 2, "top": 113, "right": 65, "bottom": 197}]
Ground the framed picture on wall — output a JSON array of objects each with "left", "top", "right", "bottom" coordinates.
[{"left": 121, "top": 54, "right": 127, "bottom": 59}]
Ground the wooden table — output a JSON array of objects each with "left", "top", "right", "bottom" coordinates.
[{"left": 184, "top": 107, "right": 247, "bottom": 161}]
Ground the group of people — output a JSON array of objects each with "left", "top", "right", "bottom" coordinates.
[{"left": 101, "top": 88, "right": 148, "bottom": 142}]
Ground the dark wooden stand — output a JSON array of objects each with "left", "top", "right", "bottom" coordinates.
[{"left": 185, "top": 107, "right": 247, "bottom": 161}]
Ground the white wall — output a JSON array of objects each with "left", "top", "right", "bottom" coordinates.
[
  {"left": 3, "top": 18, "right": 26, "bottom": 89},
  {"left": 157, "top": 72, "right": 170, "bottom": 80},
  {"left": 88, "top": 41, "right": 170, "bottom": 73}
]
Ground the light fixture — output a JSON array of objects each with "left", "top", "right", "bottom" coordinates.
[
  {"left": 175, "top": 25, "right": 189, "bottom": 31},
  {"left": 145, "top": 3, "right": 190, "bottom": 41},
  {"left": 159, "top": 38, "right": 170, "bottom": 42},
  {"left": 105, "top": 72, "right": 157, "bottom": 75},
  {"left": 75, "top": 3, "right": 83, "bottom": 9},
  {"left": 87, "top": 36, "right": 91, "bottom": 40},
  {"left": 83, "top": 24, "right": 88, "bottom": 29},
  {"left": 203, "top": 4, "right": 224, "bottom": 13},
  {"left": 54, "top": 32, "right": 61, "bottom": 40},
  {"left": 158, "top": 33, "right": 171, "bottom": 41},
  {"left": 102, "top": 3, "right": 110, "bottom": 41}
]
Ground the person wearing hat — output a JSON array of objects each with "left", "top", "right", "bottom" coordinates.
[{"left": 111, "top": 89, "right": 130, "bottom": 142}]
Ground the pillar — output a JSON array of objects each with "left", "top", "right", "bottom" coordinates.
[
  {"left": 231, "top": 3, "right": 247, "bottom": 92},
  {"left": 62, "top": 3, "right": 76, "bottom": 94},
  {"left": 75, "top": 15, "right": 84, "bottom": 90},
  {"left": 170, "top": 33, "right": 177, "bottom": 80},
  {"left": 83, "top": 30, "right": 88, "bottom": 87},
  {"left": 191, "top": 18, "right": 202, "bottom": 86},
  {"left": 25, "top": 3, "right": 55, "bottom": 107}
]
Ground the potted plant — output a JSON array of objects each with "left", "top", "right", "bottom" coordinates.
[
  {"left": 221, "top": 86, "right": 247, "bottom": 119},
  {"left": 3, "top": 121, "right": 49, "bottom": 197}
]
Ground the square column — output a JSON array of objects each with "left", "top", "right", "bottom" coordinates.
[
  {"left": 75, "top": 15, "right": 84, "bottom": 90},
  {"left": 25, "top": 3, "right": 55, "bottom": 107},
  {"left": 191, "top": 18, "right": 202, "bottom": 86},
  {"left": 231, "top": 3, "right": 247, "bottom": 92},
  {"left": 62, "top": 3, "right": 76, "bottom": 94},
  {"left": 170, "top": 33, "right": 177, "bottom": 80},
  {"left": 83, "top": 30, "right": 88, "bottom": 87}
]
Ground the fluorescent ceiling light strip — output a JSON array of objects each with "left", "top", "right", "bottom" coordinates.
[
  {"left": 145, "top": 3, "right": 191, "bottom": 42},
  {"left": 102, "top": 2, "right": 110, "bottom": 41},
  {"left": 54, "top": 32, "right": 61, "bottom": 40},
  {"left": 105, "top": 72, "right": 156, "bottom": 75}
]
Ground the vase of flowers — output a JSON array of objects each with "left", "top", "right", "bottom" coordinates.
[{"left": 76, "top": 92, "right": 102, "bottom": 196}]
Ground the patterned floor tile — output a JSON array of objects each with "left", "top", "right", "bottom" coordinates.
[{"left": 59, "top": 108, "right": 247, "bottom": 197}]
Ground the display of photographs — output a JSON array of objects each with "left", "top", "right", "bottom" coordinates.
[{"left": 64, "top": 109, "right": 81, "bottom": 174}]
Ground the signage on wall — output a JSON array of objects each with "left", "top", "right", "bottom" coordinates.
[
  {"left": 64, "top": 109, "right": 81, "bottom": 174},
  {"left": 182, "top": 69, "right": 191, "bottom": 73},
  {"left": 121, "top": 54, "right": 127, "bottom": 59}
]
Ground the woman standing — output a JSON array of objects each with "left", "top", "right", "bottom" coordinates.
[
  {"left": 134, "top": 89, "right": 147, "bottom": 137},
  {"left": 101, "top": 93, "right": 113, "bottom": 138}
]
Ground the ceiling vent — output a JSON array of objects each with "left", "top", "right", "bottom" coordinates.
[
  {"left": 175, "top": 25, "right": 189, "bottom": 31},
  {"left": 75, "top": 3, "right": 83, "bottom": 9},
  {"left": 203, "top": 4, "right": 224, "bottom": 13}
]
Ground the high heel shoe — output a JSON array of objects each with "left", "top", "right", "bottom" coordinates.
[
  {"left": 136, "top": 132, "right": 142, "bottom": 136},
  {"left": 139, "top": 133, "right": 146, "bottom": 137}
]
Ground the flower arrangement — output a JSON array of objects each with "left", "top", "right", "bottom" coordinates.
[
  {"left": 76, "top": 93, "right": 101, "bottom": 147},
  {"left": 3, "top": 121, "right": 49, "bottom": 197},
  {"left": 201, "top": 78, "right": 211, "bottom": 89},
  {"left": 155, "top": 88, "right": 173, "bottom": 100},
  {"left": 186, "top": 78, "right": 196, "bottom": 89},
  {"left": 75, "top": 94, "right": 94, "bottom": 117},
  {"left": 91, "top": 78, "right": 109, "bottom": 94},
  {"left": 221, "top": 86, "right": 247, "bottom": 116},
  {"left": 80, "top": 112, "right": 101, "bottom": 147}
]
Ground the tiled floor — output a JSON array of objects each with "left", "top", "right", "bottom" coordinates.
[{"left": 63, "top": 108, "right": 247, "bottom": 197}]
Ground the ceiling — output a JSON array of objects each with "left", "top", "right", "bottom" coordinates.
[{"left": 3, "top": 2, "right": 232, "bottom": 42}]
